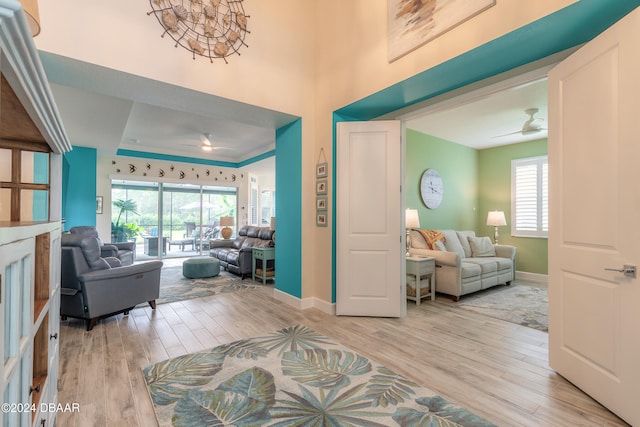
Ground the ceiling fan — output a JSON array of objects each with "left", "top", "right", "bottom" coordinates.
[
  {"left": 494, "top": 108, "right": 546, "bottom": 138},
  {"left": 184, "top": 133, "right": 233, "bottom": 151}
]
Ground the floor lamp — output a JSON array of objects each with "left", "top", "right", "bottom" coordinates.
[{"left": 486, "top": 210, "right": 507, "bottom": 244}]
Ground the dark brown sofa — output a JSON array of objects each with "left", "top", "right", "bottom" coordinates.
[{"left": 209, "top": 225, "right": 274, "bottom": 277}]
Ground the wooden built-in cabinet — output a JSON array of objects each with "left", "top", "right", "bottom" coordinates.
[
  {"left": 0, "top": 2, "right": 71, "bottom": 426},
  {"left": 0, "top": 223, "right": 61, "bottom": 427}
]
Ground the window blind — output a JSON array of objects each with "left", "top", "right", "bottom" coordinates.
[{"left": 511, "top": 156, "right": 548, "bottom": 237}]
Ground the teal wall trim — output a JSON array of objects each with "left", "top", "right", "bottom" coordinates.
[
  {"left": 237, "top": 150, "right": 276, "bottom": 168},
  {"left": 330, "top": 1, "right": 639, "bottom": 301},
  {"left": 117, "top": 148, "right": 275, "bottom": 169},
  {"left": 62, "top": 146, "right": 97, "bottom": 230},
  {"left": 275, "top": 119, "right": 302, "bottom": 298},
  {"left": 336, "top": 1, "right": 640, "bottom": 121}
]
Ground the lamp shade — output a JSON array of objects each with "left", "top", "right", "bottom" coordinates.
[
  {"left": 270, "top": 217, "right": 276, "bottom": 230},
  {"left": 486, "top": 210, "right": 507, "bottom": 226},
  {"left": 219, "top": 216, "right": 234, "bottom": 227},
  {"left": 405, "top": 209, "right": 420, "bottom": 229},
  {"left": 20, "top": 0, "right": 40, "bottom": 36}
]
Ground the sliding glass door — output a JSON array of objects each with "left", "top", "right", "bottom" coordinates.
[
  {"left": 111, "top": 180, "right": 161, "bottom": 260},
  {"left": 112, "top": 179, "right": 237, "bottom": 260}
]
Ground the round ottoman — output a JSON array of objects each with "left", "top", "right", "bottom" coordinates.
[{"left": 182, "top": 256, "right": 220, "bottom": 279}]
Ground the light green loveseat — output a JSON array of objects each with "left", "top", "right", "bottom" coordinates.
[{"left": 409, "top": 229, "right": 516, "bottom": 301}]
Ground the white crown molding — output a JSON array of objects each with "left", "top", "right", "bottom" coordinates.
[{"left": 0, "top": 0, "right": 70, "bottom": 153}]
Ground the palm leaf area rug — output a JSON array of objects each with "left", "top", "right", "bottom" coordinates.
[
  {"left": 158, "top": 266, "right": 260, "bottom": 304},
  {"left": 142, "top": 324, "right": 497, "bottom": 427}
]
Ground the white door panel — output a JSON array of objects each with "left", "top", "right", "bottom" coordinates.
[
  {"left": 548, "top": 6, "right": 640, "bottom": 425},
  {"left": 336, "top": 121, "right": 404, "bottom": 317}
]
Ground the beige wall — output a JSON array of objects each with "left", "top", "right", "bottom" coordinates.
[{"left": 36, "top": 0, "right": 575, "bottom": 304}]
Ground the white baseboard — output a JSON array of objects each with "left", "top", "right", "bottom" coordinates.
[
  {"left": 515, "top": 271, "right": 548, "bottom": 285},
  {"left": 309, "top": 297, "right": 335, "bottom": 315},
  {"left": 272, "top": 289, "right": 335, "bottom": 314}
]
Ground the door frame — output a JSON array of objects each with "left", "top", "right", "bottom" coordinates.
[{"left": 330, "top": 3, "right": 640, "bottom": 305}]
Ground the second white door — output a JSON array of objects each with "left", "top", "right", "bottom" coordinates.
[{"left": 336, "top": 120, "right": 404, "bottom": 317}]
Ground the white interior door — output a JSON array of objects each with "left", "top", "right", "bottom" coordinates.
[
  {"left": 548, "top": 7, "right": 640, "bottom": 425},
  {"left": 336, "top": 121, "right": 404, "bottom": 317}
]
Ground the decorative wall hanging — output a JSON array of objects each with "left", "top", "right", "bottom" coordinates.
[
  {"left": 110, "top": 157, "right": 246, "bottom": 185},
  {"left": 315, "top": 148, "right": 328, "bottom": 227},
  {"left": 147, "top": 0, "right": 250, "bottom": 64},
  {"left": 388, "top": 0, "right": 495, "bottom": 62}
]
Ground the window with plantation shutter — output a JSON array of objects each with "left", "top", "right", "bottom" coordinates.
[{"left": 511, "top": 156, "right": 548, "bottom": 238}]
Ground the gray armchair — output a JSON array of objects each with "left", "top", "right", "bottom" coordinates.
[
  {"left": 69, "top": 225, "right": 135, "bottom": 265},
  {"left": 60, "top": 234, "right": 163, "bottom": 330}
]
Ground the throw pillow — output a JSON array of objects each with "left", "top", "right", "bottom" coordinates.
[
  {"left": 456, "top": 231, "right": 475, "bottom": 258},
  {"left": 467, "top": 236, "right": 496, "bottom": 257},
  {"left": 440, "top": 229, "right": 466, "bottom": 258},
  {"left": 409, "top": 230, "right": 429, "bottom": 249},
  {"left": 416, "top": 229, "right": 446, "bottom": 250},
  {"left": 433, "top": 240, "right": 446, "bottom": 251}
]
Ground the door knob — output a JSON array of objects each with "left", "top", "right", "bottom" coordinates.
[{"left": 604, "top": 264, "right": 636, "bottom": 278}]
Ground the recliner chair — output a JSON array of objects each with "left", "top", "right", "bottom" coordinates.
[
  {"left": 69, "top": 225, "right": 135, "bottom": 265},
  {"left": 60, "top": 234, "right": 163, "bottom": 330}
]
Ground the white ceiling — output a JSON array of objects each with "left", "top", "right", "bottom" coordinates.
[
  {"left": 40, "top": 52, "right": 296, "bottom": 176},
  {"left": 405, "top": 78, "right": 548, "bottom": 148},
  {"left": 41, "top": 52, "right": 548, "bottom": 173}
]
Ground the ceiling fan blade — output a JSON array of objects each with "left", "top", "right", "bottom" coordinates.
[
  {"left": 201, "top": 133, "right": 212, "bottom": 146},
  {"left": 492, "top": 130, "right": 523, "bottom": 138}
]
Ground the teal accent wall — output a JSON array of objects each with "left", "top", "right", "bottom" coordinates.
[
  {"left": 116, "top": 148, "right": 275, "bottom": 169},
  {"left": 275, "top": 119, "right": 302, "bottom": 298},
  {"left": 117, "top": 149, "right": 238, "bottom": 168},
  {"left": 478, "top": 139, "right": 548, "bottom": 274},
  {"left": 62, "top": 146, "right": 97, "bottom": 230},
  {"left": 406, "top": 129, "right": 478, "bottom": 230},
  {"left": 32, "top": 152, "right": 49, "bottom": 220}
]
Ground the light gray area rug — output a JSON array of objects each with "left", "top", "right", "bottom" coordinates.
[
  {"left": 457, "top": 284, "right": 548, "bottom": 332},
  {"left": 158, "top": 266, "right": 260, "bottom": 304}
]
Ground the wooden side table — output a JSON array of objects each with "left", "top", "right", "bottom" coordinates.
[
  {"left": 405, "top": 256, "right": 436, "bottom": 305},
  {"left": 252, "top": 247, "right": 275, "bottom": 284}
]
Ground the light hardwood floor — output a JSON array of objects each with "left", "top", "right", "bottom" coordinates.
[{"left": 57, "top": 283, "right": 629, "bottom": 427}]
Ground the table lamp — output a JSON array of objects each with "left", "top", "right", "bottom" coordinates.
[
  {"left": 219, "top": 216, "right": 234, "bottom": 239},
  {"left": 405, "top": 208, "right": 420, "bottom": 256},
  {"left": 486, "top": 210, "right": 507, "bottom": 244}
]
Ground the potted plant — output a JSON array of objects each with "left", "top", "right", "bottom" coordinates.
[
  {"left": 124, "top": 222, "right": 144, "bottom": 241},
  {"left": 112, "top": 199, "right": 139, "bottom": 242}
]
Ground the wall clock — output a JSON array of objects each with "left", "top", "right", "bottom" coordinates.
[{"left": 420, "top": 168, "right": 443, "bottom": 209}]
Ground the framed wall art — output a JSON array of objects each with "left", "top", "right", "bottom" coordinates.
[
  {"left": 388, "top": 0, "right": 495, "bottom": 62},
  {"left": 316, "top": 196, "right": 327, "bottom": 210},
  {"left": 316, "top": 162, "right": 328, "bottom": 178},
  {"left": 316, "top": 180, "right": 327, "bottom": 195},
  {"left": 316, "top": 212, "right": 327, "bottom": 227}
]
